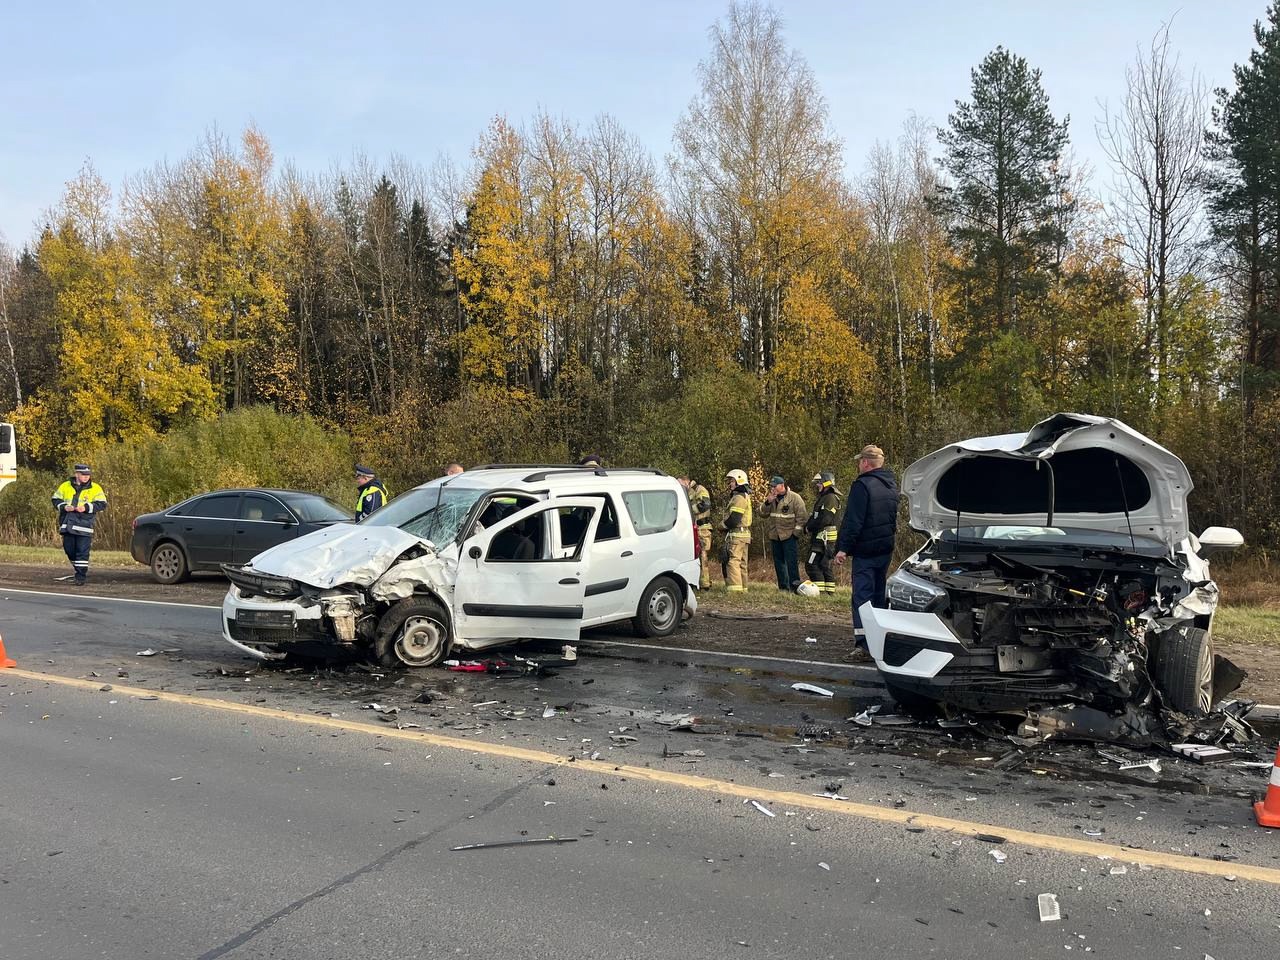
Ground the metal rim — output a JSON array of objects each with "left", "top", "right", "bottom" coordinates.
[
  {"left": 395, "top": 615, "right": 447, "bottom": 667},
  {"left": 647, "top": 584, "right": 680, "bottom": 632},
  {"left": 1195, "top": 634, "right": 1214, "bottom": 714},
  {"left": 153, "top": 545, "right": 182, "bottom": 580}
]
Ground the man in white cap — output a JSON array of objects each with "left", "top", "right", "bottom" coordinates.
[{"left": 51, "top": 463, "right": 108, "bottom": 585}]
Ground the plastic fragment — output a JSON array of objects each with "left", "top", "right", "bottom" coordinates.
[
  {"left": 749, "top": 800, "right": 776, "bottom": 818},
  {"left": 989, "top": 849, "right": 1007, "bottom": 864},
  {"left": 818, "top": 862, "right": 830, "bottom": 870},
  {"left": 136, "top": 648, "right": 158, "bottom": 657},
  {"left": 791, "top": 682, "right": 834, "bottom": 697},
  {"left": 1037, "top": 893, "right": 1061, "bottom": 922}
]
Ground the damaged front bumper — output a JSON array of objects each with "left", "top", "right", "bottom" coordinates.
[{"left": 222, "top": 585, "right": 361, "bottom": 660}]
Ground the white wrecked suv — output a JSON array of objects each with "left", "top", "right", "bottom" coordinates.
[
  {"left": 221, "top": 466, "right": 701, "bottom": 667},
  {"left": 861, "top": 414, "right": 1244, "bottom": 729}
]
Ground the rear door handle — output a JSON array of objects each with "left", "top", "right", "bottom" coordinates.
[
  {"left": 621, "top": 550, "right": 633, "bottom": 557},
  {"left": 559, "top": 577, "right": 580, "bottom": 585}
]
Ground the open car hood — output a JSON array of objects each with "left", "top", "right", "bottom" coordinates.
[
  {"left": 245, "top": 523, "right": 433, "bottom": 588},
  {"left": 903, "top": 414, "right": 1193, "bottom": 549}
]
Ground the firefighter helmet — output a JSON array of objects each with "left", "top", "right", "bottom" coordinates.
[{"left": 725, "top": 468, "right": 748, "bottom": 486}]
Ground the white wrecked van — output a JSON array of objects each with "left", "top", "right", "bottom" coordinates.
[{"left": 221, "top": 465, "right": 701, "bottom": 667}]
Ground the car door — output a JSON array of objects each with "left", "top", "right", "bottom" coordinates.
[
  {"left": 175, "top": 493, "right": 241, "bottom": 569},
  {"left": 453, "top": 498, "right": 600, "bottom": 644},
  {"left": 567, "top": 492, "right": 636, "bottom": 625},
  {"left": 232, "top": 493, "right": 298, "bottom": 564}
]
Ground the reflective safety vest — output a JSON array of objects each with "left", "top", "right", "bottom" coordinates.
[
  {"left": 807, "top": 486, "right": 842, "bottom": 542},
  {"left": 52, "top": 479, "right": 108, "bottom": 536},
  {"left": 355, "top": 480, "right": 389, "bottom": 520},
  {"left": 723, "top": 490, "right": 752, "bottom": 541},
  {"left": 689, "top": 482, "right": 712, "bottom": 525}
]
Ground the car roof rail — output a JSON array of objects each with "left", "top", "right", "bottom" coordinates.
[{"left": 522, "top": 467, "right": 668, "bottom": 482}]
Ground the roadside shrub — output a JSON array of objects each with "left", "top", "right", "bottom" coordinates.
[
  {"left": 0, "top": 469, "right": 63, "bottom": 544},
  {"left": 0, "top": 407, "right": 353, "bottom": 550}
]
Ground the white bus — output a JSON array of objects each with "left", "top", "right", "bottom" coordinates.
[{"left": 0, "top": 422, "right": 15, "bottom": 491}]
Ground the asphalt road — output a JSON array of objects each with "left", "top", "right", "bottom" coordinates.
[{"left": 3, "top": 588, "right": 1280, "bottom": 959}]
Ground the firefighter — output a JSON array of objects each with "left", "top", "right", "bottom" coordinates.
[
  {"left": 678, "top": 475, "right": 713, "bottom": 589},
  {"left": 804, "top": 471, "right": 842, "bottom": 594},
  {"left": 354, "top": 465, "right": 389, "bottom": 521},
  {"left": 721, "top": 468, "right": 753, "bottom": 592},
  {"left": 51, "top": 463, "right": 107, "bottom": 585}
]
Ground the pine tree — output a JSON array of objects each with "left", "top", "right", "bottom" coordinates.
[
  {"left": 1206, "top": 2, "right": 1280, "bottom": 394},
  {"left": 936, "top": 47, "right": 1072, "bottom": 343}
]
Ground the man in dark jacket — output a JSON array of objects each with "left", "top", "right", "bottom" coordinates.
[{"left": 835, "top": 444, "right": 899, "bottom": 652}]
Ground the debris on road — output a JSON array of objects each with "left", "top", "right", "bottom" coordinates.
[
  {"left": 989, "top": 849, "right": 1007, "bottom": 864},
  {"left": 135, "top": 648, "right": 158, "bottom": 657},
  {"left": 1037, "top": 893, "right": 1061, "bottom": 922},
  {"left": 364, "top": 702, "right": 398, "bottom": 715},
  {"left": 451, "top": 837, "right": 579, "bottom": 852},
  {"left": 790, "top": 682, "right": 834, "bottom": 697},
  {"left": 818, "top": 861, "right": 831, "bottom": 870},
  {"left": 749, "top": 800, "right": 776, "bottom": 818}
]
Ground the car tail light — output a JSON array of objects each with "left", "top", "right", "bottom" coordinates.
[
  {"left": 692, "top": 516, "right": 700, "bottom": 560},
  {"left": 132, "top": 517, "right": 138, "bottom": 530}
]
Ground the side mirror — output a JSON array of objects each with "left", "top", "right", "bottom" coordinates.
[
  {"left": 1196, "top": 526, "right": 1243, "bottom": 557},
  {"left": 273, "top": 513, "right": 294, "bottom": 525},
  {"left": 468, "top": 545, "right": 482, "bottom": 560}
]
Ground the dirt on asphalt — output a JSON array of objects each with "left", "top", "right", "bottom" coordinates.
[{"left": 3, "top": 560, "right": 1278, "bottom": 702}]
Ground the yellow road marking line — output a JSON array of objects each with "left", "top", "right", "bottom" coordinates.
[{"left": 12, "top": 666, "right": 1280, "bottom": 886}]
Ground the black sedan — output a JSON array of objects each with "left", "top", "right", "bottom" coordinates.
[{"left": 131, "top": 488, "right": 354, "bottom": 584}]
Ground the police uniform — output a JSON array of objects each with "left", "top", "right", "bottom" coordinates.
[
  {"left": 51, "top": 464, "right": 107, "bottom": 585},
  {"left": 721, "top": 470, "right": 753, "bottom": 592},
  {"left": 804, "top": 472, "right": 842, "bottom": 593},
  {"left": 354, "top": 465, "right": 389, "bottom": 521}
]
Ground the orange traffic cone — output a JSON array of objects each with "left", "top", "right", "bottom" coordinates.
[
  {"left": 0, "top": 632, "right": 15, "bottom": 669},
  {"left": 1256, "top": 743, "right": 1280, "bottom": 828}
]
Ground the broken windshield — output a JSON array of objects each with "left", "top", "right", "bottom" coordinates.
[{"left": 360, "top": 485, "right": 485, "bottom": 544}]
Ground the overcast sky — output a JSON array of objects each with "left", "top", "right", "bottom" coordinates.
[{"left": 1, "top": 0, "right": 1270, "bottom": 245}]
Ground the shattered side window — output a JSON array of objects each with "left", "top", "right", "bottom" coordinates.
[
  {"left": 621, "top": 490, "right": 678, "bottom": 536},
  {"left": 362, "top": 485, "right": 485, "bottom": 544}
]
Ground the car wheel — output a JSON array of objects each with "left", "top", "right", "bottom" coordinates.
[
  {"left": 632, "top": 576, "right": 682, "bottom": 638},
  {"left": 882, "top": 679, "right": 940, "bottom": 716},
  {"left": 1152, "top": 624, "right": 1214, "bottom": 715},
  {"left": 375, "top": 597, "right": 451, "bottom": 668},
  {"left": 150, "top": 542, "right": 188, "bottom": 584}
]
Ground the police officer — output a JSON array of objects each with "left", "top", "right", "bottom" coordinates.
[
  {"left": 354, "top": 465, "right": 389, "bottom": 521},
  {"left": 51, "top": 463, "right": 107, "bottom": 585},
  {"left": 804, "top": 471, "right": 842, "bottom": 594},
  {"left": 678, "top": 475, "right": 713, "bottom": 590},
  {"left": 721, "top": 468, "right": 753, "bottom": 592},
  {"left": 835, "top": 444, "right": 899, "bottom": 654}
]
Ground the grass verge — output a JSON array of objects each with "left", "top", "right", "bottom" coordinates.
[
  {"left": 0, "top": 544, "right": 137, "bottom": 568},
  {"left": 1212, "top": 605, "right": 1280, "bottom": 646}
]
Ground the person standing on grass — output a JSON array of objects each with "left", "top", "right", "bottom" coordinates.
[
  {"left": 834, "top": 445, "right": 899, "bottom": 658},
  {"left": 678, "top": 475, "right": 713, "bottom": 590},
  {"left": 759, "top": 475, "right": 806, "bottom": 592},
  {"left": 51, "top": 463, "right": 107, "bottom": 585},
  {"left": 721, "top": 468, "right": 753, "bottom": 592}
]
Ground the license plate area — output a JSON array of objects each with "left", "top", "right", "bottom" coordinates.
[{"left": 235, "top": 609, "right": 295, "bottom": 628}]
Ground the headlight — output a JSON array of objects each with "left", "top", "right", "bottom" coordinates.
[{"left": 886, "top": 570, "right": 947, "bottom": 612}]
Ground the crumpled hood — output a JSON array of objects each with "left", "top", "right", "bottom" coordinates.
[
  {"left": 246, "top": 523, "right": 433, "bottom": 588},
  {"left": 903, "top": 413, "right": 1193, "bottom": 548}
]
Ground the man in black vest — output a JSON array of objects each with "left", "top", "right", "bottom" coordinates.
[{"left": 835, "top": 444, "right": 899, "bottom": 655}]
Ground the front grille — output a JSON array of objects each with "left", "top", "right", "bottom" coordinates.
[{"left": 226, "top": 617, "right": 325, "bottom": 644}]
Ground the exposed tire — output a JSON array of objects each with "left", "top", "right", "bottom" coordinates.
[
  {"left": 150, "top": 541, "right": 189, "bottom": 584},
  {"left": 1152, "top": 624, "right": 1214, "bottom": 715},
  {"left": 375, "top": 596, "right": 452, "bottom": 668},
  {"left": 632, "top": 576, "right": 683, "bottom": 638},
  {"left": 882, "top": 679, "right": 941, "bottom": 717}
]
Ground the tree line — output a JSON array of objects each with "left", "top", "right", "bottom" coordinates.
[{"left": 1, "top": 2, "right": 1279, "bottom": 553}]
